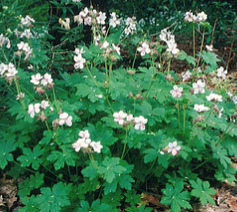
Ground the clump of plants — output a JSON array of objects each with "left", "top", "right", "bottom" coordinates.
[{"left": 0, "top": 1, "right": 237, "bottom": 212}]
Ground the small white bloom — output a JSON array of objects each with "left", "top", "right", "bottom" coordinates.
[
  {"left": 184, "top": 11, "right": 196, "bottom": 22},
  {"left": 96, "top": 94, "right": 103, "bottom": 98},
  {"left": 205, "top": 45, "right": 213, "bottom": 51},
  {"left": 113, "top": 110, "right": 127, "bottom": 125},
  {"left": 134, "top": 116, "right": 148, "bottom": 131},
  {"left": 90, "top": 141, "right": 103, "bottom": 153},
  {"left": 41, "top": 73, "right": 53, "bottom": 87},
  {"left": 216, "top": 66, "right": 227, "bottom": 79},
  {"left": 5, "top": 63, "right": 18, "bottom": 77},
  {"left": 109, "top": 12, "right": 120, "bottom": 28},
  {"left": 112, "top": 44, "right": 120, "bottom": 55},
  {"left": 16, "top": 92, "right": 25, "bottom": 100},
  {"left": 197, "top": 12, "right": 207, "bottom": 22},
  {"left": 206, "top": 93, "right": 223, "bottom": 102},
  {"left": 41, "top": 100, "right": 50, "bottom": 109},
  {"left": 101, "top": 41, "right": 109, "bottom": 49},
  {"left": 126, "top": 114, "right": 134, "bottom": 122},
  {"left": 194, "top": 104, "right": 210, "bottom": 113},
  {"left": 233, "top": 96, "right": 237, "bottom": 105},
  {"left": 193, "top": 80, "right": 205, "bottom": 94},
  {"left": 59, "top": 18, "right": 70, "bottom": 30},
  {"left": 74, "top": 54, "right": 86, "bottom": 69},
  {"left": 21, "top": 15, "right": 35, "bottom": 26},
  {"left": 96, "top": 12, "right": 106, "bottom": 25},
  {"left": 79, "top": 130, "right": 90, "bottom": 139},
  {"left": 170, "top": 85, "right": 183, "bottom": 98},
  {"left": 20, "top": 29, "right": 33, "bottom": 39},
  {"left": 72, "top": 138, "right": 88, "bottom": 152},
  {"left": 137, "top": 42, "right": 151, "bottom": 56},
  {"left": 59, "top": 112, "right": 72, "bottom": 127},
  {"left": 182, "top": 70, "right": 192, "bottom": 82},
  {"left": 30, "top": 73, "right": 42, "bottom": 85},
  {"left": 167, "top": 141, "right": 181, "bottom": 156},
  {"left": 218, "top": 107, "right": 224, "bottom": 118}
]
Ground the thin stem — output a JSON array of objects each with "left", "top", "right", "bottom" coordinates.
[
  {"left": 45, "top": 120, "right": 52, "bottom": 137},
  {"left": 183, "top": 104, "right": 186, "bottom": 135},
  {"left": 121, "top": 129, "right": 128, "bottom": 159},
  {"left": 193, "top": 24, "right": 196, "bottom": 58},
  {"left": 109, "top": 60, "right": 112, "bottom": 82},
  {"left": 88, "top": 152, "right": 98, "bottom": 169},
  {"left": 104, "top": 59, "right": 108, "bottom": 82},
  {"left": 167, "top": 59, "right": 171, "bottom": 74},
  {"left": 177, "top": 103, "right": 180, "bottom": 128},
  {"left": 52, "top": 86, "right": 58, "bottom": 112},
  {"left": 216, "top": 122, "right": 235, "bottom": 146},
  {"left": 196, "top": 26, "right": 205, "bottom": 68},
  {"left": 132, "top": 50, "right": 137, "bottom": 70},
  {"left": 86, "top": 64, "right": 99, "bottom": 87}
]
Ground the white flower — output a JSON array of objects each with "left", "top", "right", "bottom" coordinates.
[
  {"left": 184, "top": 11, "right": 196, "bottom": 22},
  {"left": 5, "top": 63, "right": 18, "bottom": 77},
  {"left": 193, "top": 80, "right": 205, "bottom": 94},
  {"left": 59, "top": 18, "right": 70, "bottom": 30},
  {"left": 194, "top": 104, "right": 210, "bottom": 113},
  {"left": 182, "top": 70, "right": 192, "bottom": 82},
  {"left": 79, "top": 130, "right": 90, "bottom": 139},
  {"left": 84, "top": 17, "right": 92, "bottom": 25},
  {"left": 167, "top": 141, "right": 181, "bottom": 156},
  {"left": 134, "top": 116, "right": 148, "bottom": 131},
  {"left": 170, "top": 85, "right": 183, "bottom": 98},
  {"left": 41, "top": 100, "right": 50, "bottom": 109},
  {"left": 96, "top": 94, "right": 103, "bottom": 98},
  {"left": 30, "top": 73, "right": 42, "bottom": 85},
  {"left": 59, "top": 112, "right": 72, "bottom": 127},
  {"left": 90, "top": 141, "right": 103, "bottom": 153},
  {"left": 101, "top": 41, "right": 109, "bottom": 49},
  {"left": 216, "top": 67, "right": 227, "bottom": 79},
  {"left": 218, "top": 107, "right": 224, "bottom": 118},
  {"left": 159, "top": 29, "right": 174, "bottom": 43},
  {"left": 74, "top": 54, "right": 86, "bottom": 69},
  {"left": 16, "top": 92, "right": 25, "bottom": 100},
  {"left": 166, "top": 39, "right": 179, "bottom": 55},
  {"left": 72, "top": 0, "right": 81, "bottom": 2},
  {"left": 124, "top": 17, "right": 137, "bottom": 35},
  {"left": 205, "top": 45, "right": 213, "bottom": 52},
  {"left": 28, "top": 103, "right": 40, "bottom": 118},
  {"left": 96, "top": 12, "right": 106, "bottom": 25},
  {"left": 94, "top": 35, "right": 101, "bottom": 46},
  {"left": 206, "top": 93, "right": 223, "bottom": 102},
  {"left": 72, "top": 138, "right": 89, "bottom": 152},
  {"left": 41, "top": 73, "right": 53, "bottom": 87},
  {"left": 126, "top": 114, "right": 134, "bottom": 122},
  {"left": 113, "top": 110, "right": 127, "bottom": 125},
  {"left": 109, "top": 12, "right": 120, "bottom": 28},
  {"left": 112, "top": 44, "right": 120, "bottom": 55},
  {"left": 197, "top": 12, "right": 207, "bottom": 22},
  {"left": 137, "top": 42, "right": 151, "bottom": 56},
  {"left": 233, "top": 96, "right": 237, "bottom": 105},
  {"left": 0, "top": 63, "right": 7, "bottom": 76},
  {"left": 21, "top": 15, "right": 35, "bottom": 26},
  {"left": 20, "top": 29, "right": 33, "bottom": 39}
]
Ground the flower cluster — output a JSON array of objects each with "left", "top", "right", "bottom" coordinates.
[
  {"left": 72, "top": 130, "right": 103, "bottom": 153},
  {"left": 113, "top": 110, "right": 148, "bottom": 131},
  {"left": 20, "top": 29, "right": 33, "bottom": 39},
  {"left": 100, "top": 41, "right": 121, "bottom": 58},
  {"left": 17, "top": 41, "right": 33, "bottom": 60},
  {"left": 170, "top": 85, "right": 183, "bottom": 98},
  {"left": 30, "top": 73, "right": 54, "bottom": 91},
  {"left": 0, "top": 62, "right": 18, "bottom": 78},
  {"left": 216, "top": 67, "right": 227, "bottom": 80},
  {"left": 160, "top": 28, "right": 179, "bottom": 55},
  {"left": 124, "top": 17, "right": 137, "bottom": 35},
  {"left": 193, "top": 80, "right": 205, "bottom": 94},
  {"left": 182, "top": 70, "right": 192, "bottom": 82},
  {"left": 161, "top": 141, "right": 182, "bottom": 156},
  {"left": 20, "top": 15, "right": 35, "bottom": 27},
  {"left": 184, "top": 11, "right": 207, "bottom": 23},
  {"left": 59, "top": 112, "right": 72, "bottom": 127},
  {"left": 59, "top": 18, "right": 70, "bottom": 30},
  {"left": 0, "top": 34, "right": 11, "bottom": 49},
  {"left": 28, "top": 100, "right": 50, "bottom": 118},
  {"left": 74, "top": 47, "right": 86, "bottom": 69},
  {"left": 206, "top": 93, "right": 223, "bottom": 102},
  {"left": 137, "top": 42, "right": 151, "bottom": 57},
  {"left": 109, "top": 12, "right": 121, "bottom": 28},
  {"left": 194, "top": 104, "right": 210, "bottom": 113}
]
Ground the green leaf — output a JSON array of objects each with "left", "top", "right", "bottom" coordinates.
[
  {"left": 98, "top": 157, "right": 126, "bottom": 183},
  {"left": 18, "top": 173, "right": 44, "bottom": 198},
  {"left": 222, "top": 136, "right": 237, "bottom": 158},
  {"left": 125, "top": 190, "right": 141, "bottom": 207},
  {"left": 212, "top": 144, "right": 232, "bottom": 169},
  {"left": 0, "top": 136, "right": 16, "bottom": 169},
  {"left": 201, "top": 51, "right": 220, "bottom": 68},
  {"left": 82, "top": 163, "right": 98, "bottom": 180},
  {"left": 47, "top": 145, "right": 76, "bottom": 170},
  {"left": 190, "top": 178, "right": 216, "bottom": 205},
  {"left": 34, "top": 182, "right": 71, "bottom": 212},
  {"left": 161, "top": 182, "right": 192, "bottom": 212},
  {"left": 17, "top": 145, "right": 43, "bottom": 170},
  {"left": 102, "top": 190, "right": 123, "bottom": 208},
  {"left": 77, "top": 199, "right": 111, "bottom": 212}
]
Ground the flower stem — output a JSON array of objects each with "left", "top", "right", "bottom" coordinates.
[
  {"left": 121, "top": 129, "right": 128, "bottom": 159},
  {"left": 196, "top": 26, "right": 205, "bottom": 68},
  {"left": 193, "top": 23, "right": 196, "bottom": 58},
  {"left": 183, "top": 104, "right": 186, "bottom": 135},
  {"left": 52, "top": 86, "right": 58, "bottom": 112}
]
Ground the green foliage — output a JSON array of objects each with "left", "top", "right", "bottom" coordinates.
[
  {"left": 161, "top": 182, "right": 192, "bottom": 212},
  {"left": 190, "top": 178, "right": 216, "bottom": 205}
]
